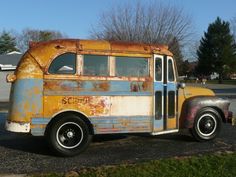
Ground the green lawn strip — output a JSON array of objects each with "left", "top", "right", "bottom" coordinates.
[{"left": 31, "top": 152, "right": 236, "bottom": 177}]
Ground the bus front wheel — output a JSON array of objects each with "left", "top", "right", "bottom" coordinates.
[
  {"left": 46, "top": 114, "right": 92, "bottom": 157},
  {"left": 190, "top": 108, "right": 221, "bottom": 141}
]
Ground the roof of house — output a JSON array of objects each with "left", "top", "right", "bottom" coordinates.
[{"left": 0, "top": 53, "right": 22, "bottom": 66}]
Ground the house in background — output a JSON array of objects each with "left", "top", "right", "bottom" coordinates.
[{"left": 0, "top": 51, "right": 22, "bottom": 71}]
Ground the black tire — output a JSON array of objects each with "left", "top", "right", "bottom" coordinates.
[
  {"left": 46, "top": 114, "right": 92, "bottom": 157},
  {"left": 190, "top": 108, "right": 222, "bottom": 141}
]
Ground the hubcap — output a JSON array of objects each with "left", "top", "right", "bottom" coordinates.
[
  {"left": 56, "top": 122, "right": 83, "bottom": 149},
  {"left": 67, "top": 131, "right": 74, "bottom": 138},
  {"left": 197, "top": 114, "right": 217, "bottom": 137}
]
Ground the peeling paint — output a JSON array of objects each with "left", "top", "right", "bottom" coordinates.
[{"left": 6, "top": 39, "right": 232, "bottom": 138}]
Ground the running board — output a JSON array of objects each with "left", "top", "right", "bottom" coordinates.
[{"left": 151, "top": 129, "right": 179, "bottom": 136}]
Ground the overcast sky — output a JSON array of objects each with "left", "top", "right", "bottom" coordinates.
[{"left": 0, "top": 0, "right": 235, "bottom": 40}]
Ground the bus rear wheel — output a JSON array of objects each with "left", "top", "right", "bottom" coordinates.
[
  {"left": 46, "top": 114, "right": 92, "bottom": 157},
  {"left": 190, "top": 108, "right": 221, "bottom": 141}
]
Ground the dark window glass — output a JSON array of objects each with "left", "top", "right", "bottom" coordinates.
[
  {"left": 168, "top": 60, "right": 175, "bottom": 81},
  {"left": 168, "top": 91, "right": 175, "bottom": 118},
  {"left": 155, "top": 91, "right": 162, "bottom": 120},
  {"left": 155, "top": 58, "right": 162, "bottom": 81},
  {"left": 116, "top": 57, "right": 148, "bottom": 77},
  {"left": 83, "top": 55, "right": 108, "bottom": 76},
  {"left": 48, "top": 53, "right": 76, "bottom": 74}
]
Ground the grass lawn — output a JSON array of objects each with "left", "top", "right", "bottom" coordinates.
[{"left": 32, "top": 152, "right": 236, "bottom": 177}]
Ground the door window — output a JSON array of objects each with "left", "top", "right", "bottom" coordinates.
[
  {"left": 155, "top": 58, "right": 162, "bottom": 81},
  {"left": 168, "top": 59, "right": 175, "bottom": 82}
]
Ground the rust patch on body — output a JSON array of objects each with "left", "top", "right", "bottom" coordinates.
[
  {"left": 130, "top": 81, "right": 152, "bottom": 92},
  {"left": 44, "top": 96, "right": 111, "bottom": 117},
  {"left": 92, "top": 82, "right": 110, "bottom": 91},
  {"left": 21, "top": 39, "right": 173, "bottom": 73}
]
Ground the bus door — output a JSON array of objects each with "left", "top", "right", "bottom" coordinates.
[{"left": 153, "top": 55, "right": 178, "bottom": 134}]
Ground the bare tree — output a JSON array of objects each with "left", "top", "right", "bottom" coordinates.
[
  {"left": 90, "top": 2, "right": 194, "bottom": 74},
  {"left": 16, "top": 28, "right": 67, "bottom": 52},
  {"left": 91, "top": 2, "right": 193, "bottom": 47}
]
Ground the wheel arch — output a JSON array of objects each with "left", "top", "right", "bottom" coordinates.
[
  {"left": 45, "top": 110, "right": 94, "bottom": 136},
  {"left": 208, "top": 106, "right": 226, "bottom": 123},
  {"left": 180, "top": 96, "right": 229, "bottom": 129}
]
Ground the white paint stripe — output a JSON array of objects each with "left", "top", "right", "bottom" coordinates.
[{"left": 110, "top": 96, "right": 152, "bottom": 116}]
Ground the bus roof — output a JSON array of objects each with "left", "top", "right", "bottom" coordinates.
[{"left": 28, "top": 39, "right": 173, "bottom": 68}]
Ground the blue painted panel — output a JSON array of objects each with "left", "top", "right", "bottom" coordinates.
[
  {"left": 154, "top": 81, "right": 164, "bottom": 131},
  {"left": 31, "top": 128, "right": 45, "bottom": 136},
  {"left": 90, "top": 116, "right": 151, "bottom": 124},
  {"left": 44, "top": 80, "right": 152, "bottom": 96},
  {"left": 31, "top": 118, "right": 51, "bottom": 125},
  {"left": 154, "top": 82, "right": 163, "bottom": 91},
  {"left": 45, "top": 91, "right": 151, "bottom": 96},
  {"left": 89, "top": 116, "right": 152, "bottom": 134},
  {"left": 30, "top": 115, "right": 152, "bottom": 135},
  {"left": 167, "top": 82, "right": 176, "bottom": 91},
  {"left": 9, "top": 79, "right": 43, "bottom": 121},
  {"left": 153, "top": 120, "right": 163, "bottom": 131}
]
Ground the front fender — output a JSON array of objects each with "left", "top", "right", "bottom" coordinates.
[{"left": 179, "top": 96, "right": 230, "bottom": 129}]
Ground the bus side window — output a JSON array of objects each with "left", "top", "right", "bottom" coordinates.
[
  {"left": 115, "top": 57, "right": 149, "bottom": 77},
  {"left": 83, "top": 55, "right": 109, "bottom": 76},
  {"left": 48, "top": 53, "right": 76, "bottom": 74}
]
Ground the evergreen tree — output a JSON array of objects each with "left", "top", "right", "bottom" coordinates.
[
  {"left": 196, "top": 17, "right": 236, "bottom": 83},
  {"left": 0, "top": 31, "right": 19, "bottom": 54}
]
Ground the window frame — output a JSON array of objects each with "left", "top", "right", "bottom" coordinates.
[{"left": 47, "top": 52, "right": 77, "bottom": 75}]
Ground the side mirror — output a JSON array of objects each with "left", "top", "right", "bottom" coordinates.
[{"left": 178, "top": 82, "right": 186, "bottom": 89}]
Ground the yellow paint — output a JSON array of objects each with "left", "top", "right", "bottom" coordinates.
[
  {"left": 167, "top": 118, "right": 176, "bottom": 129},
  {"left": 26, "top": 39, "right": 172, "bottom": 71},
  {"left": 178, "top": 86, "right": 215, "bottom": 128},
  {"left": 43, "top": 96, "right": 111, "bottom": 118},
  {"left": 178, "top": 86, "right": 215, "bottom": 116},
  {"left": 16, "top": 53, "right": 43, "bottom": 79},
  {"left": 183, "top": 86, "right": 215, "bottom": 98},
  {"left": 79, "top": 40, "right": 111, "bottom": 51}
]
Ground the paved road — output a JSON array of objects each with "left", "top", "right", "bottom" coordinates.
[{"left": 0, "top": 112, "right": 236, "bottom": 174}]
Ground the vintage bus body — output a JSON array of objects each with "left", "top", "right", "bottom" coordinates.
[{"left": 6, "top": 39, "right": 232, "bottom": 156}]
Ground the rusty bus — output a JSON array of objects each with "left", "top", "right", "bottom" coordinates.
[{"left": 5, "top": 39, "right": 233, "bottom": 156}]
